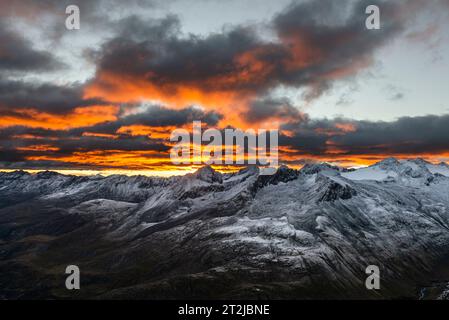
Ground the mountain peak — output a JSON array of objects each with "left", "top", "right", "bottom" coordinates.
[
  {"left": 314, "top": 173, "right": 356, "bottom": 202},
  {"left": 376, "top": 157, "right": 400, "bottom": 167},
  {"left": 0, "top": 170, "right": 31, "bottom": 179},
  {"left": 237, "top": 165, "right": 260, "bottom": 176},
  {"left": 408, "top": 158, "right": 431, "bottom": 166},
  {"left": 255, "top": 165, "right": 298, "bottom": 189},
  {"left": 36, "top": 170, "right": 62, "bottom": 179},
  {"left": 191, "top": 165, "right": 223, "bottom": 183},
  {"left": 300, "top": 163, "right": 340, "bottom": 175}
]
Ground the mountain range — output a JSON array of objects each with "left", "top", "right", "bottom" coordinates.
[{"left": 1, "top": 157, "right": 449, "bottom": 299}]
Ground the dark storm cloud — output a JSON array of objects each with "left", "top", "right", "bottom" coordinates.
[
  {"left": 0, "top": 126, "right": 168, "bottom": 152},
  {"left": 280, "top": 114, "right": 449, "bottom": 156},
  {"left": 0, "top": 105, "right": 222, "bottom": 167},
  {"left": 94, "top": 15, "right": 271, "bottom": 91},
  {"left": 0, "top": 0, "right": 157, "bottom": 117},
  {"left": 6, "top": 112, "right": 449, "bottom": 162},
  {"left": 0, "top": 0, "right": 411, "bottom": 122},
  {"left": 0, "top": 21, "right": 63, "bottom": 72},
  {"left": 91, "top": 0, "right": 404, "bottom": 101},
  {"left": 0, "top": 124, "right": 171, "bottom": 169},
  {"left": 0, "top": 14, "right": 98, "bottom": 115},
  {"left": 0, "top": 126, "right": 54, "bottom": 139},
  {"left": 73, "top": 105, "right": 223, "bottom": 135},
  {"left": 4, "top": 112, "right": 449, "bottom": 169},
  {"left": 0, "top": 80, "right": 106, "bottom": 114},
  {"left": 2, "top": 0, "right": 447, "bottom": 171},
  {"left": 243, "top": 98, "right": 306, "bottom": 123},
  {"left": 272, "top": 0, "right": 403, "bottom": 98},
  {"left": 57, "top": 135, "right": 169, "bottom": 153},
  {"left": 0, "top": 158, "right": 89, "bottom": 170},
  {"left": 121, "top": 105, "right": 223, "bottom": 127},
  {"left": 332, "top": 115, "right": 449, "bottom": 155}
]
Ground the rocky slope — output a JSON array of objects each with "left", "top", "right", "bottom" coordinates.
[{"left": 1, "top": 158, "right": 449, "bottom": 299}]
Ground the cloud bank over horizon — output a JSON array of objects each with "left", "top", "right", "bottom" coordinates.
[{"left": 1, "top": 0, "right": 449, "bottom": 172}]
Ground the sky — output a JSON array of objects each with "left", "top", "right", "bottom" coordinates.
[{"left": 1, "top": 0, "right": 449, "bottom": 175}]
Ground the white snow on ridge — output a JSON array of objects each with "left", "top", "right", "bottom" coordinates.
[
  {"left": 341, "top": 167, "right": 398, "bottom": 181},
  {"left": 426, "top": 163, "right": 449, "bottom": 177},
  {"left": 341, "top": 158, "right": 449, "bottom": 181},
  {"left": 320, "top": 171, "right": 351, "bottom": 186},
  {"left": 402, "top": 160, "right": 420, "bottom": 171}
]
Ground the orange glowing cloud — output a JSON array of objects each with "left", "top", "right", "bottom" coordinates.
[
  {"left": 82, "top": 132, "right": 119, "bottom": 139},
  {"left": 280, "top": 34, "right": 324, "bottom": 71},
  {"left": 16, "top": 144, "right": 60, "bottom": 152},
  {"left": 335, "top": 123, "right": 356, "bottom": 133},
  {"left": 116, "top": 125, "right": 178, "bottom": 139},
  {"left": 26, "top": 150, "right": 169, "bottom": 170},
  {"left": 313, "top": 123, "right": 357, "bottom": 136},
  {"left": 0, "top": 105, "right": 119, "bottom": 130},
  {"left": 84, "top": 72, "right": 253, "bottom": 128},
  {"left": 11, "top": 134, "right": 58, "bottom": 140}
]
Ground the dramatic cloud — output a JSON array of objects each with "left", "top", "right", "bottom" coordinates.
[
  {"left": 86, "top": 0, "right": 403, "bottom": 120},
  {"left": 0, "top": 105, "right": 223, "bottom": 169},
  {"left": 279, "top": 114, "right": 449, "bottom": 165},
  {"left": 71, "top": 105, "right": 223, "bottom": 135},
  {"left": 243, "top": 98, "right": 306, "bottom": 124},
  {"left": 0, "top": 80, "right": 106, "bottom": 114},
  {"left": 1, "top": 0, "right": 449, "bottom": 171},
  {"left": 0, "top": 123, "right": 171, "bottom": 170},
  {"left": 0, "top": 21, "right": 62, "bottom": 72},
  {"left": 272, "top": 0, "right": 403, "bottom": 99}
]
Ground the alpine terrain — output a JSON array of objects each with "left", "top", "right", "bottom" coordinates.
[{"left": 1, "top": 157, "right": 449, "bottom": 299}]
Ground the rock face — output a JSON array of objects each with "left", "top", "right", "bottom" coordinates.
[
  {"left": 189, "top": 165, "right": 223, "bottom": 183},
  {"left": 314, "top": 174, "right": 357, "bottom": 202},
  {"left": 1, "top": 158, "right": 449, "bottom": 299},
  {"left": 255, "top": 165, "right": 299, "bottom": 189}
]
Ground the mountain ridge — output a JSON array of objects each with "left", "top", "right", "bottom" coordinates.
[
  {"left": 1, "top": 156, "right": 448, "bottom": 179},
  {"left": 1, "top": 157, "right": 449, "bottom": 299}
]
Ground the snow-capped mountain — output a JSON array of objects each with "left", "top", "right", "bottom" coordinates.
[{"left": 1, "top": 158, "right": 449, "bottom": 299}]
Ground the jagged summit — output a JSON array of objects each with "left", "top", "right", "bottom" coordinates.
[
  {"left": 313, "top": 173, "right": 357, "bottom": 202},
  {"left": 2, "top": 158, "right": 449, "bottom": 183},
  {"left": 408, "top": 158, "right": 431, "bottom": 166},
  {"left": 300, "top": 162, "right": 340, "bottom": 175},
  {"left": 0, "top": 169, "right": 30, "bottom": 177},
  {"left": 375, "top": 157, "right": 401, "bottom": 169},
  {"left": 36, "top": 170, "right": 62, "bottom": 179},
  {"left": 232, "top": 165, "right": 260, "bottom": 177},
  {"left": 374, "top": 157, "right": 437, "bottom": 169},
  {"left": 340, "top": 157, "right": 449, "bottom": 182},
  {"left": 255, "top": 165, "right": 299, "bottom": 189},
  {"left": 190, "top": 165, "right": 223, "bottom": 183}
]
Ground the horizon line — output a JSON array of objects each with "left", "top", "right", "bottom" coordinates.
[{"left": 1, "top": 157, "right": 448, "bottom": 178}]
